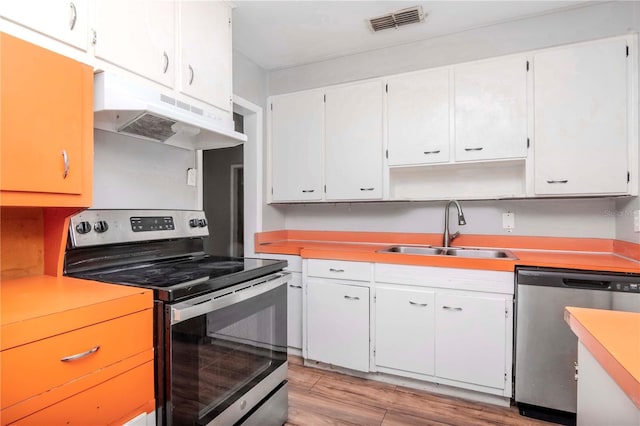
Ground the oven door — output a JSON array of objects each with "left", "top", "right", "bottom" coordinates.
[{"left": 166, "top": 273, "right": 289, "bottom": 426}]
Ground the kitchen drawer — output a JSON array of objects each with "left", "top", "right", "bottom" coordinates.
[
  {"left": 307, "top": 259, "right": 371, "bottom": 282},
  {"left": 2, "top": 309, "right": 152, "bottom": 409},
  {"left": 8, "top": 360, "right": 154, "bottom": 426}
]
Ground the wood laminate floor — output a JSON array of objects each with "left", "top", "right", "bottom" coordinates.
[{"left": 286, "top": 357, "right": 558, "bottom": 426}]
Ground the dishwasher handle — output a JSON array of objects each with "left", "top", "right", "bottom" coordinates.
[{"left": 562, "top": 278, "right": 611, "bottom": 290}]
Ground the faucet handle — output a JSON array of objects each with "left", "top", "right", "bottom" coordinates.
[{"left": 450, "top": 231, "right": 460, "bottom": 242}]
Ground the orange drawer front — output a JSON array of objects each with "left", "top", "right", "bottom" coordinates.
[
  {"left": 1, "top": 309, "right": 152, "bottom": 410},
  {"left": 8, "top": 360, "right": 154, "bottom": 425}
]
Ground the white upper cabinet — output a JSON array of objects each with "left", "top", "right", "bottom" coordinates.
[
  {"left": 93, "top": 0, "right": 175, "bottom": 87},
  {"left": 270, "top": 90, "right": 324, "bottom": 202},
  {"left": 1, "top": 0, "right": 89, "bottom": 50},
  {"left": 533, "top": 37, "right": 631, "bottom": 196},
  {"left": 387, "top": 68, "right": 450, "bottom": 166},
  {"left": 454, "top": 55, "right": 528, "bottom": 162},
  {"left": 325, "top": 80, "right": 383, "bottom": 200},
  {"left": 178, "top": 1, "right": 232, "bottom": 112}
]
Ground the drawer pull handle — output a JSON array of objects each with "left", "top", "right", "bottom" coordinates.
[
  {"left": 188, "top": 65, "right": 195, "bottom": 85},
  {"left": 289, "top": 284, "right": 302, "bottom": 289},
  {"left": 344, "top": 295, "right": 360, "bottom": 301},
  {"left": 301, "top": 189, "right": 315, "bottom": 193},
  {"left": 423, "top": 150, "right": 440, "bottom": 155},
  {"left": 464, "top": 147, "right": 484, "bottom": 152},
  {"left": 329, "top": 268, "right": 344, "bottom": 273},
  {"left": 360, "top": 187, "right": 375, "bottom": 191},
  {"left": 60, "top": 345, "right": 100, "bottom": 362},
  {"left": 62, "top": 150, "right": 69, "bottom": 178},
  {"left": 163, "top": 51, "right": 169, "bottom": 74},
  {"left": 546, "top": 180, "right": 568, "bottom": 184},
  {"left": 442, "top": 306, "right": 463, "bottom": 311},
  {"left": 409, "top": 301, "right": 428, "bottom": 307}
]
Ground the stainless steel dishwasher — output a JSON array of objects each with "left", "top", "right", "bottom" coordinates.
[{"left": 515, "top": 266, "right": 640, "bottom": 425}]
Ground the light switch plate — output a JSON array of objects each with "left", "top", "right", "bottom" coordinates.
[
  {"left": 503, "top": 212, "right": 515, "bottom": 232},
  {"left": 186, "top": 168, "right": 197, "bottom": 186}
]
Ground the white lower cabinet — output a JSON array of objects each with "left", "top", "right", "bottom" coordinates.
[
  {"left": 375, "top": 285, "right": 435, "bottom": 375},
  {"left": 434, "top": 292, "right": 509, "bottom": 389},
  {"left": 287, "top": 272, "right": 303, "bottom": 350},
  {"left": 306, "top": 279, "right": 370, "bottom": 372},
  {"left": 373, "top": 263, "right": 514, "bottom": 397}
]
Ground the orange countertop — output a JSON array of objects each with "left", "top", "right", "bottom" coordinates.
[
  {"left": 255, "top": 230, "right": 640, "bottom": 273},
  {"left": 1, "top": 275, "right": 153, "bottom": 351},
  {"left": 564, "top": 307, "right": 640, "bottom": 409}
]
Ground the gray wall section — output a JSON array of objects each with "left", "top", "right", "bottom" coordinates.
[
  {"left": 92, "top": 129, "right": 198, "bottom": 210},
  {"left": 256, "top": 1, "right": 640, "bottom": 241},
  {"left": 203, "top": 144, "right": 244, "bottom": 256}
]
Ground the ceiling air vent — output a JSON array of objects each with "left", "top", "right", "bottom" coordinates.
[{"left": 368, "top": 6, "right": 425, "bottom": 32}]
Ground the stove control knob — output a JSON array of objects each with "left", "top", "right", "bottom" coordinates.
[
  {"left": 189, "top": 219, "right": 199, "bottom": 228},
  {"left": 75, "top": 221, "right": 92, "bottom": 234},
  {"left": 198, "top": 219, "right": 208, "bottom": 227},
  {"left": 94, "top": 220, "right": 109, "bottom": 233}
]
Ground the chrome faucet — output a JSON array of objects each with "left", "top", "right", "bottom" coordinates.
[{"left": 443, "top": 200, "right": 466, "bottom": 247}]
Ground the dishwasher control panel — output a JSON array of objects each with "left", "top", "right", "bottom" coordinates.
[{"left": 613, "top": 282, "right": 640, "bottom": 292}]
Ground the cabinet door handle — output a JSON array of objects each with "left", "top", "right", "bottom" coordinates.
[
  {"left": 546, "top": 180, "right": 568, "bottom": 184},
  {"left": 301, "top": 189, "right": 315, "bottom": 193},
  {"left": 344, "top": 295, "right": 360, "bottom": 301},
  {"left": 360, "top": 187, "right": 375, "bottom": 191},
  {"left": 188, "top": 65, "right": 194, "bottom": 85},
  {"left": 442, "top": 306, "right": 463, "bottom": 311},
  {"left": 329, "top": 268, "right": 344, "bottom": 273},
  {"left": 69, "top": 2, "right": 77, "bottom": 30},
  {"left": 289, "top": 284, "right": 302, "bottom": 289},
  {"left": 409, "top": 301, "right": 428, "bottom": 307},
  {"left": 464, "top": 147, "right": 484, "bottom": 152},
  {"left": 60, "top": 345, "right": 100, "bottom": 362},
  {"left": 423, "top": 150, "right": 440, "bottom": 155},
  {"left": 62, "top": 150, "right": 69, "bottom": 179},
  {"left": 162, "top": 51, "right": 169, "bottom": 74}
]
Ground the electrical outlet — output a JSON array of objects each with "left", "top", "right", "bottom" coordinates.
[
  {"left": 634, "top": 210, "right": 640, "bottom": 233},
  {"left": 503, "top": 212, "right": 515, "bottom": 232},
  {"left": 186, "top": 168, "right": 196, "bottom": 186}
]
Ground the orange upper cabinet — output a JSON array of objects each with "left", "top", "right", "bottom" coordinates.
[{"left": 0, "top": 32, "right": 93, "bottom": 207}]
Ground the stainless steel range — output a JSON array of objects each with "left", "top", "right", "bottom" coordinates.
[{"left": 64, "top": 209, "right": 289, "bottom": 426}]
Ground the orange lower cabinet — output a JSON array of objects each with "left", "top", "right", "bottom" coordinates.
[{"left": 8, "top": 361, "right": 154, "bottom": 426}]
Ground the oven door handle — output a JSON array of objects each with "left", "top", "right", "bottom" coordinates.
[{"left": 171, "top": 272, "right": 291, "bottom": 325}]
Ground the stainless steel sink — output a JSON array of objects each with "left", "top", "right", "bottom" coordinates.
[
  {"left": 379, "top": 246, "right": 445, "bottom": 255},
  {"left": 377, "top": 245, "right": 516, "bottom": 259}
]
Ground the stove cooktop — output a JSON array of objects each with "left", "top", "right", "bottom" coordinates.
[{"left": 69, "top": 255, "right": 287, "bottom": 302}]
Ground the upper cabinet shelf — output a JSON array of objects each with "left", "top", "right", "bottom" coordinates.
[{"left": 267, "top": 34, "right": 638, "bottom": 203}]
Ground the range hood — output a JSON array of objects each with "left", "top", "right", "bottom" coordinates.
[{"left": 93, "top": 72, "right": 247, "bottom": 150}]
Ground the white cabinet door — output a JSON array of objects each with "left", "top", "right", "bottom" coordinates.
[
  {"left": 375, "top": 285, "right": 435, "bottom": 375},
  {"left": 534, "top": 38, "right": 629, "bottom": 195},
  {"left": 270, "top": 90, "right": 324, "bottom": 202},
  {"left": 1, "top": 0, "right": 89, "bottom": 50},
  {"left": 387, "top": 68, "right": 450, "bottom": 166},
  {"left": 325, "top": 81, "right": 383, "bottom": 200},
  {"left": 435, "top": 293, "right": 507, "bottom": 389},
  {"left": 306, "top": 280, "right": 370, "bottom": 372},
  {"left": 179, "top": 1, "right": 232, "bottom": 112},
  {"left": 93, "top": 0, "right": 175, "bottom": 87},
  {"left": 454, "top": 55, "right": 528, "bottom": 162},
  {"left": 287, "top": 272, "right": 303, "bottom": 350}
]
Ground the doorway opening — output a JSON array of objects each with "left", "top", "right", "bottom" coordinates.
[{"left": 202, "top": 113, "right": 244, "bottom": 256}]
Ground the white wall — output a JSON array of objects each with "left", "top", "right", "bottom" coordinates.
[
  {"left": 93, "top": 129, "right": 198, "bottom": 209},
  {"left": 261, "top": 1, "right": 640, "bottom": 240}
]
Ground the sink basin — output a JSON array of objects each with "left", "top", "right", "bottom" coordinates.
[
  {"left": 440, "top": 247, "right": 516, "bottom": 259},
  {"left": 379, "top": 246, "right": 445, "bottom": 255},
  {"left": 377, "top": 245, "right": 516, "bottom": 259}
]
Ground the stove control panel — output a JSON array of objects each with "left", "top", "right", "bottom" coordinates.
[
  {"left": 68, "top": 210, "right": 209, "bottom": 248},
  {"left": 131, "top": 216, "right": 175, "bottom": 232}
]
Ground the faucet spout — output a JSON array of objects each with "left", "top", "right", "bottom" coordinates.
[{"left": 443, "top": 200, "right": 466, "bottom": 247}]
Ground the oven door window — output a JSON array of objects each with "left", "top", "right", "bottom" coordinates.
[{"left": 169, "top": 284, "right": 287, "bottom": 425}]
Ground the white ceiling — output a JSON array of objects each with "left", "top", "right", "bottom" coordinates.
[{"left": 232, "top": 1, "right": 590, "bottom": 71}]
